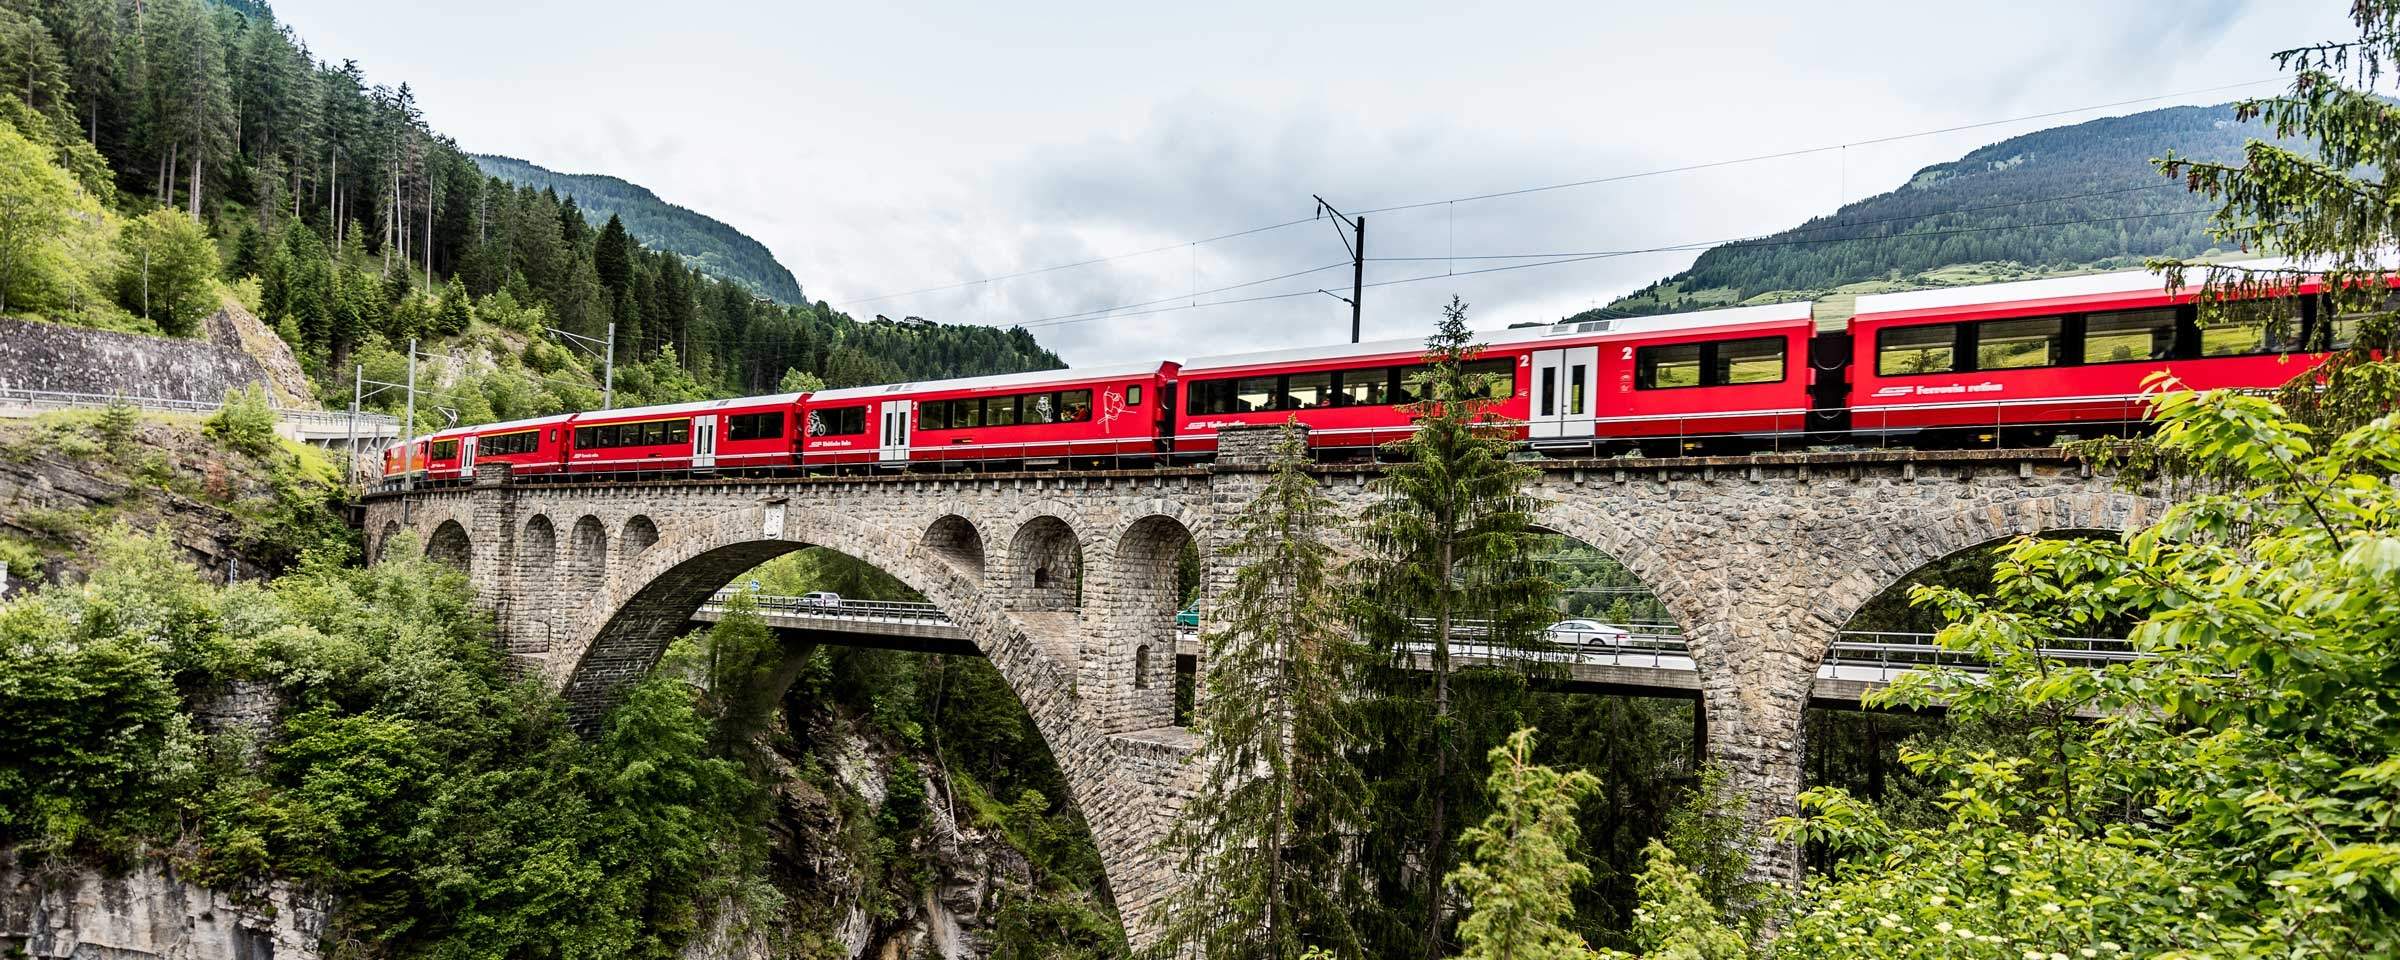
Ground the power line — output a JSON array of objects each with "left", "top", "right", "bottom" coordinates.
[
  {"left": 1007, "top": 204, "right": 2220, "bottom": 331},
  {"left": 834, "top": 78, "right": 2277, "bottom": 311}
]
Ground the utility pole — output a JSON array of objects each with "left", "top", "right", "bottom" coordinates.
[
  {"left": 348, "top": 365, "right": 361, "bottom": 478},
  {"left": 400, "top": 338, "right": 417, "bottom": 525},
  {"left": 547, "top": 324, "right": 615, "bottom": 409},
  {"left": 1313, "top": 195, "right": 1367, "bottom": 343}
]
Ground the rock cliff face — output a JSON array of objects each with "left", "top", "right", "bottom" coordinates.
[{"left": 0, "top": 851, "right": 326, "bottom": 960}]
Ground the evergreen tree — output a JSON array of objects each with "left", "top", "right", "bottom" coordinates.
[
  {"left": 1448, "top": 729, "right": 1603, "bottom": 960},
  {"left": 1149, "top": 420, "right": 1367, "bottom": 960},
  {"left": 593, "top": 211, "right": 631, "bottom": 302},
  {"left": 1350, "top": 296, "right": 1560, "bottom": 956}
]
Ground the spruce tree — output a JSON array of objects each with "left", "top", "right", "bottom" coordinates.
[
  {"left": 1149, "top": 420, "right": 1367, "bottom": 960},
  {"left": 1350, "top": 295, "right": 1559, "bottom": 957},
  {"left": 1447, "top": 728, "right": 1604, "bottom": 960}
]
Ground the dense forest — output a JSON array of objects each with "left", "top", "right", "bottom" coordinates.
[
  {"left": 0, "top": 0, "right": 1061, "bottom": 428},
  {"left": 472, "top": 153, "right": 807, "bottom": 304},
  {"left": 1585, "top": 104, "right": 2297, "bottom": 319}
]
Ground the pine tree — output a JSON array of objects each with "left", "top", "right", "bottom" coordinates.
[
  {"left": 1447, "top": 729, "right": 1604, "bottom": 960},
  {"left": 1351, "top": 295, "right": 1560, "bottom": 957},
  {"left": 1149, "top": 420, "right": 1367, "bottom": 960},
  {"left": 594, "top": 212, "right": 631, "bottom": 302}
]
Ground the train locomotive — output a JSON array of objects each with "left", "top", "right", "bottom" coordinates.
[{"left": 379, "top": 258, "right": 2378, "bottom": 486}]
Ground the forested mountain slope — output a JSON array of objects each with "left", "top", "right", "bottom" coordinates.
[
  {"left": 0, "top": 0, "right": 1061, "bottom": 436},
  {"left": 1588, "top": 104, "right": 2291, "bottom": 319},
  {"left": 471, "top": 153, "right": 806, "bottom": 304}
]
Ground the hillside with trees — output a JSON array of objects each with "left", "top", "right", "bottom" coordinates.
[
  {"left": 471, "top": 153, "right": 806, "bottom": 304},
  {"left": 1586, "top": 104, "right": 2298, "bottom": 319},
  {"left": 0, "top": 0, "right": 1062, "bottom": 434}
]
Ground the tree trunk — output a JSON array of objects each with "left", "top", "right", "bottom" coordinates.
[
  {"left": 1424, "top": 538, "right": 1454, "bottom": 959},
  {"left": 188, "top": 146, "right": 202, "bottom": 220}
]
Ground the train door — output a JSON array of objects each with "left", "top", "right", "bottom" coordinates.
[
  {"left": 693, "top": 415, "right": 718, "bottom": 469},
  {"left": 458, "top": 435, "right": 477, "bottom": 479},
  {"left": 1529, "top": 347, "right": 1598, "bottom": 441},
  {"left": 879, "top": 400, "right": 913, "bottom": 465}
]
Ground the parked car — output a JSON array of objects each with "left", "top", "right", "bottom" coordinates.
[
  {"left": 798, "top": 591, "right": 843, "bottom": 609},
  {"left": 1176, "top": 606, "right": 1200, "bottom": 628},
  {"left": 1545, "top": 619, "right": 1631, "bottom": 647}
]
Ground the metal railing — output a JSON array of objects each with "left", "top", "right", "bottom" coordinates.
[
  {"left": 0, "top": 386, "right": 400, "bottom": 435},
  {"left": 1823, "top": 630, "right": 2143, "bottom": 675}
]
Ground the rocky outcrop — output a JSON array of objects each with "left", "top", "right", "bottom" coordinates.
[
  {"left": 204, "top": 298, "right": 314, "bottom": 409},
  {"left": 0, "top": 850, "right": 326, "bottom": 960}
]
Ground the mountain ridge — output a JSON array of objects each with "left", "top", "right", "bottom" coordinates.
[{"left": 471, "top": 153, "right": 808, "bottom": 305}]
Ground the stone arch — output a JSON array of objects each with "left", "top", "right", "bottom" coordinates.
[
  {"left": 522, "top": 514, "right": 558, "bottom": 578},
  {"left": 622, "top": 515, "right": 659, "bottom": 559},
  {"left": 375, "top": 520, "right": 401, "bottom": 560},
  {"left": 548, "top": 501, "right": 1174, "bottom": 937},
  {"left": 425, "top": 519, "right": 472, "bottom": 571},
  {"left": 1005, "top": 514, "right": 1084, "bottom": 613},
  {"left": 1089, "top": 513, "right": 1196, "bottom": 731},
  {"left": 571, "top": 514, "right": 609, "bottom": 592},
  {"left": 922, "top": 514, "right": 986, "bottom": 578}
]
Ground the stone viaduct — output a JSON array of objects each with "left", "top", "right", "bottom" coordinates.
[{"left": 358, "top": 426, "right": 2169, "bottom": 945}]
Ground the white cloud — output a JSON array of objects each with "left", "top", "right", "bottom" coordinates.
[{"left": 274, "top": 0, "right": 2351, "bottom": 363}]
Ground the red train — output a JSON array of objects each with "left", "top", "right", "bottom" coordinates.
[{"left": 379, "top": 259, "right": 2377, "bottom": 486}]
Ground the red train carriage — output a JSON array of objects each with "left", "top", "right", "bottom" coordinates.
[
  {"left": 421, "top": 427, "right": 472, "bottom": 481},
  {"left": 1174, "top": 301, "right": 1814, "bottom": 456},
  {"left": 565, "top": 393, "right": 806, "bottom": 475},
  {"left": 464, "top": 413, "right": 573, "bottom": 478},
  {"left": 802, "top": 363, "right": 1175, "bottom": 469},
  {"left": 1846, "top": 259, "right": 2369, "bottom": 440},
  {"left": 381, "top": 438, "right": 427, "bottom": 482}
]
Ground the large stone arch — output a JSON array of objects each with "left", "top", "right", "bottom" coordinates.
[
  {"left": 550, "top": 500, "right": 1178, "bottom": 936},
  {"left": 425, "top": 519, "right": 472, "bottom": 571}
]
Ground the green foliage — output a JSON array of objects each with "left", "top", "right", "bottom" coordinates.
[
  {"left": 1348, "top": 296, "right": 1562, "bottom": 954},
  {"left": 203, "top": 383, "right": 278, "bottom": 456},
  {"left": 114, "top": 207, "right": 220, "bottom": 336},
  {"left": 1614, "top": 844, "right": 1748, "bottom": 960},
  {"left": 0, "top": 113, "right": 83, "bottom": 318},
  {"left": 1448, "top": 728, "right": 1604, "bottom": 960},
  {"left": 1150, "top": 420, "right": 1367, "bottom": 960}
]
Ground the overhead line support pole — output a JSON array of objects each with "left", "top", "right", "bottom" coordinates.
[{"left": 1313, "top": 195, "right": 1367, "bottom": 343}]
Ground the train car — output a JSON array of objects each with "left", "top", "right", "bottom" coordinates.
[
  {"left": 565, "top": 393, "right": 807, "bottom": 475},
  {"left": 381, "top": 438, "right": 426, "bottom": 483},
  {"left": 421, "top": 427, "right": 473, "bottom": 482},
  {"left": 1174, "top": 302, "right": 1815, "bottom": 456},
  {"left": 802, "top": 363, "right": 1175, "bottom": 469},
  {"left": 462, "top": 413, "right": 574, "bottom": 479},
  {"left": 1846, "top": 259, "right": 2365, "bottom": 441}
]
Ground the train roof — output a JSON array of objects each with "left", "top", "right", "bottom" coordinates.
[
  {"left": 467, "top": 412, "right": 574, "bottom": 434},
  {"left": 1178, "top": 300, "right": 1814, "bottom": 374},
  {"left": 809, "top": 362, "right": 1171, "bottom": 402},
  {"left": 571, "top": 392, "right": 809, "bottom": 422},
  {"left": 1849, "top": 257, "right": 2315, "bottom": 318}
]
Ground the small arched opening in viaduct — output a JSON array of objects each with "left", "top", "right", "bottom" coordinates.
[
  {"left": 1005, "top": 514, "right": 1083, "bottom": 613},
  {"left": 1094, "top": 513, "right": 1199, "bottom": 733},
  {"left": 922, "top": 514, "right": 986, "bottom": 578},
  {"left": 425, "top": 519, "right": 472, "bottom": 571}
]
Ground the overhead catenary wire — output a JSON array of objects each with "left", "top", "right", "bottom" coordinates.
[{"left": 833, "top": 78, "right": 2280, "bottom": 311}]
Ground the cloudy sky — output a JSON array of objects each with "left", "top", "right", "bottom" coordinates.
[{"left": 277, "top": 0, "right": 2347, "bottom": 366}]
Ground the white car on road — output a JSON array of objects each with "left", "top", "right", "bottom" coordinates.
[{"left": 1545, "top": 619, "right": 1632, "bottom": 647}]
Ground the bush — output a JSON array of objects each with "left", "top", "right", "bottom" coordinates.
[
  {"left": 113, "top": 208, "right": 221, "bottom": 337},
  {"left": 204, "top": 384, "right": 278, "bottom": 457}
]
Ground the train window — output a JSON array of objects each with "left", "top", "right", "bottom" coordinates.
[
  {"left": 2082, "top": 308, "right": 2176, "bottom": 363},
  {"left": 1637, "top": 343, "right": 1704, "bottom": 389},
  {"left": 482, "top": 430, "right": 538, "bottom": 456},
  {"left": 1877, "top": 325, "right": 1958, "bottom": 376},
  {"left": 808, "top": 406, "right": 868, "bottom": 436},
  {"left": 954, "top": 399, "right": 985, "bottom": 428},
  {"left": 987, "top": 395, "right": 1022, "bottom": 427},
  {"left": 727, "top": 412, "right": 783, "bottom": 441},
  {"left": 1976, "top": 317, "right": 2063, "bottom": 370},
  {"left": 1463, "top": 358, "right": 1516, "bottom": 399},
  {"left": 2326, "top": 294, "right": 2397, "bottom": 349},
  {"left": 921, "top": 400, "right": 951, "bottom": 431},
  {"left": 1715, "top": 338, "right": 1786, "bottom": 384},
  {"left": 1235, "top": 376, "right": 1279, "bottom": 413},
  {"left": 1025, "top": 393, "right": 1058, "bottom": 425},
  {"left": 1338, "top": 368, "right": 1390, "bottom": 406},
  {"left": 1188, "top": 380, "right": 1229, "bottom": 415},
  {"left": 430, "top": 439, "right": 459, "bottom": 459},
  {"left": 1126, "top": 385, "right": 1143, "bottom": 406},
  {"left": 2197, "top": 313, "right": 2274, "bottom": 357},
  {"left": 668, "top": 420, "right": 690, "bottom": 444},
  {"left": 1059, "top": 389, "right": 1094, "bottom": 422},
  {"left": 1286, "top": 371, "right": 1334, "bottom": 409}
]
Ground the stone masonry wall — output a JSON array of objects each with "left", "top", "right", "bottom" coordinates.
[
  {"left": 361, "top": 444, "right": 2166, "bottom": 944},
  {"left": 0, "top": 316, "right": 274, "bottom": 405}
]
